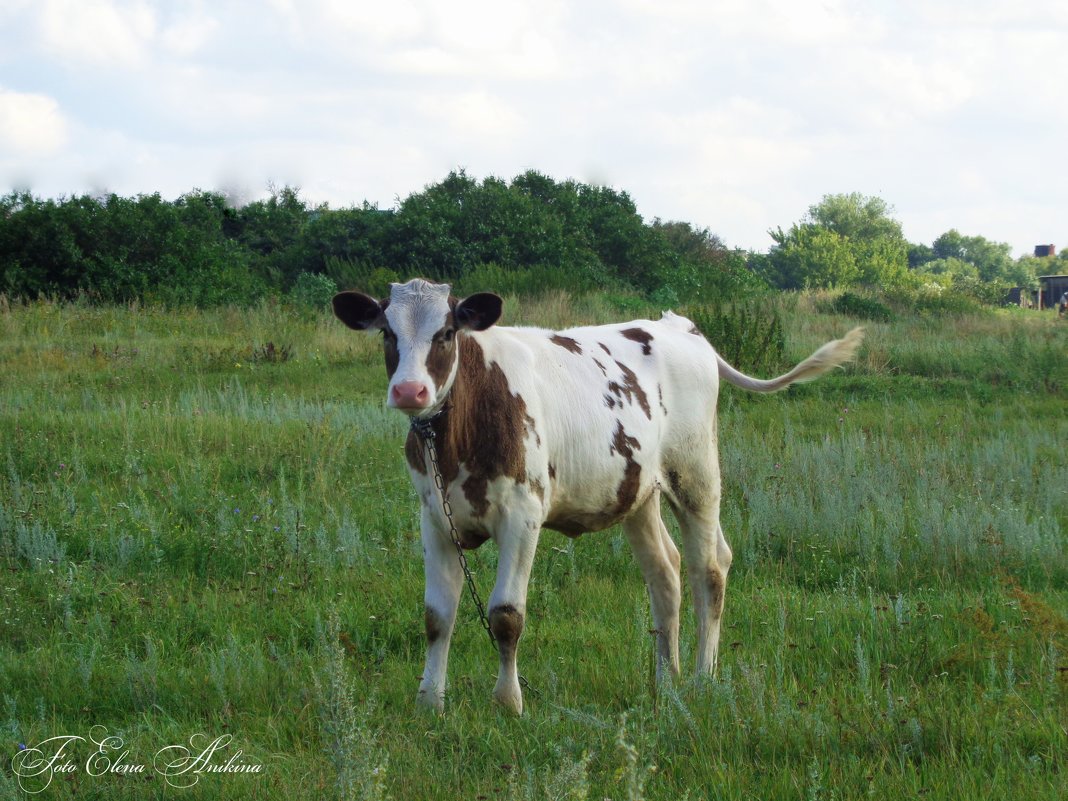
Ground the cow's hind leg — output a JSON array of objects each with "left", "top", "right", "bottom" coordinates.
[
  {"left": 417, "top": 507, "right": 464, "bottom": 713},
  {"left": 622, "top": 491, "right": 681, "bottom": 679},
  {"left": 671, "top": 475, "right": 733, "bottom": 675}
]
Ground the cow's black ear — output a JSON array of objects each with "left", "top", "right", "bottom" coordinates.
[
  {"left": 455, "top": 292, "right": 502, "bottom": 331},
  {"left": 333, "top": 292, "right": 388, "bottom": 330}
]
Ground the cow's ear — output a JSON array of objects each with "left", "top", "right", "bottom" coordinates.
[
  {"left": 333, "top": 291, "right": 388, "bottom": 330},
  {"left": 455, "top": 292, "right": 503, "bottom": 331}
]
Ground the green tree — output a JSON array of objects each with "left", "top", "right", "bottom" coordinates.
[
  {"left": 233, "top": 185, "right": 311, "bottom": 287},
  {"left": 764, "top": 223, "right": 859, "bottom": 289},
  {"left": 762, "top": 193, "right": 908, "bottom": 290},
  {"left": 908, "top": 242, "right": 935, "bottom": 269},
  {"left": 931, "top": 230, "right": 1013, "bottom": 282},
  {"left": 652, "top": 220, "right": 766, "bottom": 301},
  {"left": 808, "top": 192, "right": 904, "bottom": 243}
]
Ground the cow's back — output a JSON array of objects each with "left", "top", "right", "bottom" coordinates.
[{"left": 472, "top": 315, "right": 719, "bottom": 533}]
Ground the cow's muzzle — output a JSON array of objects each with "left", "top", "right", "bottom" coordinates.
[{"left": 390, "top": 380, "right": 431, "bottom": 410}]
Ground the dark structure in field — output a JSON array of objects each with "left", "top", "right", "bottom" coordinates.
[
  {"left": 1038, "top": 274, "right": 1068, "bottom": 310},
  {"left": 1005, "top": 273, "right": 1068, "bottom": 310},
  {"left": 1034, "top": 244, "right": 1056, "bottom": 258}
]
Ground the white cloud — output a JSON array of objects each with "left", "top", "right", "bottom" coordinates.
[
  {"left": 1, "top": 0, "right": 1066, "bottom": 252},
  {"left": 36, "top": 0, "right": 156, "bottom": 66},
  {"left": 418, "top": 90, "right": 525, "bottom": 140},
  {"left": 315, "top": 0, "right": 424, "bottom": 42},
  {"left": 159, "top": 11, "right": 218, "bottom": 56},
  {"left": 0, "top": 87, "right": 68, "bottom": 156}
]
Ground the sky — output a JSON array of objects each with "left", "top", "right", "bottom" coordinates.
[{"left": 1, "top": 0, "right": 1066, "bottom": 256}]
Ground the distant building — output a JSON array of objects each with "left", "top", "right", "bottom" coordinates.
[
  {"left": 1034, "top": 244, "right": 1056, "bottom": 257},
  {"left": 1004, "top": 287, "right": 1032, "bottom": 307},
  {"left": 1038, "top": 274, "right": 1068, "bottom": 309}
]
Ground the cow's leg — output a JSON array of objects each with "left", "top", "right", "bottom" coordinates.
[
  {"left": 672, "top": 472, "right": 733, "bottom": 675},
  {"left": 487, "top": 515, "right": 540, "bottom": 715},
  {"left": 622, "top": 491, "right": 681, "bottom": 679},
  {"left": 417, "top": 506, "right": 464, "bottom": 713}
]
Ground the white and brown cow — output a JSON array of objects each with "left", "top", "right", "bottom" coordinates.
[{"left": 333, "top": 278, "right": 862, "bottom": 715}]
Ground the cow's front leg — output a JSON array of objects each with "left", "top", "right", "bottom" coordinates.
[
  {"left": 488, "top": 514, "right": 540, "bottom": 715},
  {"left": 417, "top": 506, "right": 464, "bottom": 713}
]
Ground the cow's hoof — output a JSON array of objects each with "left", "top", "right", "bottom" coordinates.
[
  {"left": 416, "top": 688, "right": 445, "bottom": 714},
  {"left": 492, "top": 686, "right": 523, "bottom": 716}
]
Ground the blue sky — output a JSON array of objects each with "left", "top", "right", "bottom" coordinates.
[{"left": 1, "top": 0, "right": 1066, "bottom": 255}]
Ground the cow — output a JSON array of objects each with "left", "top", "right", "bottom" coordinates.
[{"left": 332, "top": 278, "right": 863, "bottom": 715}]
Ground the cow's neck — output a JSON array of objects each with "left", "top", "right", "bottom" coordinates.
[
  {"left": 405, "top": 331, "right": 530, "bottom": 497},
  {"left": 408, "top": 333, "right": 480, "bottom": 484}
]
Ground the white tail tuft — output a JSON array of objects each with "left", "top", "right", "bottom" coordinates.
[{"left": 716, "top": 327, "right": 864, "bottom": 393}]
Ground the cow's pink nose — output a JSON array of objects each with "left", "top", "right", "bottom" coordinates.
[{"left": 391, "top": 380, "right": 431, "bottom": 408}]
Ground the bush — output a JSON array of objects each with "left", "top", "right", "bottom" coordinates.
[
  {"left": 290, "top": 272, "right": 338, "bottom": 309},
  {"left": 818, "top": 292, "right": 894, "bottom": 322},
  {"left": 885, "top": 283, "right": 984, "bottom": 316},
  {"left": 324, "top": 258, "right": 399, "bottom": 297},
  {"left": 648, "top": 285, "right": 680, "bottom": 308},
  {"left": 685, "top": 300, "right": 785, "bottom": 376},
  {"left": 454, "top": 262, "right": 605, "bottom": 297}
]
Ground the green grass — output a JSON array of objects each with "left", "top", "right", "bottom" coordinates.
[{"left": 0, "top": 295, "right": 1065, "bottom": 800}]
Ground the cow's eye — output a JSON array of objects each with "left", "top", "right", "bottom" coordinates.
[
  {"left": 383, "top": 328, "right": 396, "bottom": 341},
  {"left": 442, "top": 328, "right": 455, "bottom": 342}
]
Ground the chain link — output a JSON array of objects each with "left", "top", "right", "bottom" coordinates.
[
  {"left": 411, "top": 414, "right": 496, "bottom": 647},
  {"left": 410, "top": 414, "right": 536, "bottom": 695}
]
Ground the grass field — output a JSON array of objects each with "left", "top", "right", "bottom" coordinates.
[{"left": 0, "top": 293, "right": 1065, "bottom": 800}]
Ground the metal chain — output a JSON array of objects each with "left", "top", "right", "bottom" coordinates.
[
  {"left": 410, "top": 414, "right": 497, "bottom": 647},
  {"left": 410, "top": 414, "right": 536, "bottom": 695}
]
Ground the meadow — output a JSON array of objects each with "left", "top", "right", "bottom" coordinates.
[{"left": 0, "top": 292, "right": 1065, "bottom": 800}]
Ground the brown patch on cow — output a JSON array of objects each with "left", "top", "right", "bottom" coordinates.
[
  {"left": 604, "top": 394, "right": 616, "bottom": 409},
  {"left": 550, "top": 334, "right": 583, "bottom": 355},
  {"left": 609, "top": 421, "right": 642, "bottom": 516},
  {"left": 598, "top": 342, "right": 612, "bottom": 356},
  {"left": 658, "top": 384, "right": 667, "bottom": 415},
  {"left": 530, "top": 478, "right": 545, "bottom": 501},
  {"left": 621, "top": 327, "right": 654, "bottom": 355},
  {"left": 489, "top": 604, "right": 524, "bottom": 660},
  {"left": 707, "top": 568, "right": 725, "bottom": 617},
  {"left": 666, "top": 468, "right": 684, "bottom": 504},
  {"left": 524, "top": 412, "right": 541, "bottom": 447},
  {"left": 592, "top": 358, "right": 608, "bottom": 376},
  {"left": 425, "top": 317, "right": 458, "bottom": 389},
  {"left": 606, "top": 361, "right": 652, "bottom": 419},
  {"left": 548, "top": 463, "right": 556, "bottom": 480},
  {"left": 384, "top": 327, "right": 400, "bottom": 378},
  {"left": 425, "top": 606, "right": 445, "bottom": 644},
  {"left": 417, "top": 337, "right": 529, "bottom": 517},
  {"left": 405, "top": 430, "right": 427, "bottom": 474},
  {"left": 665, "top": 467, "right": 702, "bottom": 513},
  {"left": 461, "top": 475, "right": 491, "bottom": 518}
]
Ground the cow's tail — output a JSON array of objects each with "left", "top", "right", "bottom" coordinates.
[{"left": 716, "top": 327, "right": 864, "bottom": 393}]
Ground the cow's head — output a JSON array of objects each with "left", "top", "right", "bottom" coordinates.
[{"left": 332, "top": 278, "right": 502, "bottom": 416}]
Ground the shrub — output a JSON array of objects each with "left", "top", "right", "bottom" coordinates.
[
  {"left": 818, "top": 292, "right": 894, "bottom": 322},
  {"left": 648, "top": 285, "right": 680, "bottom": 308},
  {"left": 290, "top": 271, "right": 338, "bottom": 309},
  {"left": 884, "top": 283, "right": 984, "bottom": 316},
  {"left": 454, "top": 262, "right": 605, "bottom": 297},
  {"left": 685, "top": 300, "right": 785, "bottom": 376},
  {"left": 325, "top": 258, "right": 399, "bottom": 297}
]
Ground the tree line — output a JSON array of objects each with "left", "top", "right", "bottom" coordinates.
[
  {"left": 1, "top": 171, "right": 1062, "bottom": 307},
  {"left": 754, "top": 193, "right": 1063, "bottom": 299}
]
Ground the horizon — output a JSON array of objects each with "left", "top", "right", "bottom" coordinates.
[{"left": 2, "top": 1, "right": 1066, "bottom": 259}]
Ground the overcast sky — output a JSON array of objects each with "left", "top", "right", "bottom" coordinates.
[{"left": 1, "top": 0, "right": 1065, "bottom": 255}]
